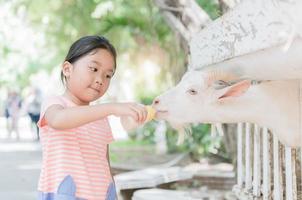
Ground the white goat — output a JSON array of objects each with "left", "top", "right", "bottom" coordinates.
[{"left": 153, "top": 70, "right": 301, "bottom": 147}]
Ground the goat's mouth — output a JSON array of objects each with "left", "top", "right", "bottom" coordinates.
[{"left": 155, "top": 110, "right": 169, "bottom": 119}]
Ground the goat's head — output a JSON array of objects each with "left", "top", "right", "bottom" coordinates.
[{"left": 153, "top": 70, "right": 251, "bottom": 126}]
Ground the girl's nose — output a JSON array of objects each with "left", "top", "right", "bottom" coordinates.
[{"left": 95, "top": 77, "right": 103, "bottom": 85}]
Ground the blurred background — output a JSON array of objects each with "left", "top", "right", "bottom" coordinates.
[{"left": 0, "top": 0, "right": 237, "bottom": 199}]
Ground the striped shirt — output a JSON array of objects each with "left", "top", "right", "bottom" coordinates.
[{"left": 37, "top": 96, "right": 115, "bottom": 200}]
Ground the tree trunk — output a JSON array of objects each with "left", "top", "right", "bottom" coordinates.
[
  {"left": 222, "top": 124, "right": 238, "bottom": 165},
  {"left": 153, "top": 0, "right": 241, "bottom": 164},
  {"left": 153, "top": 0, "right": 211, "bottom": 53}
]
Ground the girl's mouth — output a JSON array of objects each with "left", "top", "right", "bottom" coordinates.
[{"left": 89, "top": 87, "right": 101, "bottom": 93}]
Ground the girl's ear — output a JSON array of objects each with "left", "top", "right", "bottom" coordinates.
[
  {"left": 62, "top": 61, "right": 73, "bottom": 78},
  {"left": 213, "top": 80, "right": 251, "bottom": 102}
]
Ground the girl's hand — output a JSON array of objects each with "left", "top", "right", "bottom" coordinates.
[{"left": 111, "top": 103, "right": 147, "bottom": 124}]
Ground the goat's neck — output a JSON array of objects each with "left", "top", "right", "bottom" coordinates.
[
  {"left": 210, "top": 93, "right": 266, "bottom": 124},
  {"left": 210, "top": 80, "right": 299, "bottom": 129}
]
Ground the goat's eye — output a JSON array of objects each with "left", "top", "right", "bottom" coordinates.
[
  {"left": 187, "top": 89, "right": 198, "bottom": 95},
  {"left": 213, "top": 80, "right": 230, "bottom": 89}
]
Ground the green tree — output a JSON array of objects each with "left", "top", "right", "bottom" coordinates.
[{"left": 10, "top": 0, "right": 186, "bottom": 87}]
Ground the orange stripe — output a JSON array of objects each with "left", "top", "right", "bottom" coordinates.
[
  {"left": 43, "top": 156, "right": 106, "bottom": 165},
  {"left": 43, "top": 151, "right": 106, "bottom": 162},
  {"left": 44, "top": 149, "right": 104, "bottom": 159},
  {"left": 41, "top": 165, "right": 109, "bottom": 176},
  {"left": 40, "top": 164, "right": 110, "bottom": 174},
  {"left": 46, "top": 137, "right": 108, "bottom": 149},
  {"left": 40, "top": 176, "right": 110, "bottom": 189},
  {"left": 43, "top": 145, "right": 107, "bottom": 155},
  {"left": 43, "top": 149, "right": 105, "bottom": 159}
]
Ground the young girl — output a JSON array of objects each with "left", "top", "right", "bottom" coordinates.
[{"left": 37, "top": 35, "right": 148, "bottom": 200}]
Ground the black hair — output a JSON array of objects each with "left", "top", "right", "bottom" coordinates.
[{"left": 61, "top": 35, "right": 117, "bottom": 84}]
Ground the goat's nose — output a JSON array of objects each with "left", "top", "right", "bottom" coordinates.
[{"left": 153, "top": 98, "right": 160, "bottom": 105}]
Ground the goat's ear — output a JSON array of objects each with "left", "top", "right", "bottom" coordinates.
[{"left": 215, "top": 80, "right": 251, "bottom": 101}]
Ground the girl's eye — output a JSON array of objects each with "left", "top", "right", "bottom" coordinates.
[
  {"left": 106, "top": 75, "right": 112, "bottom": 79},
  {"left": 187, "top": 89, "right": 198, "bottom": 95},
  {"left": 89, "top": 67, "right": 98, "bottom": 72}
]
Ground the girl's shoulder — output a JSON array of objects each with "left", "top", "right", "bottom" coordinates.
[
  {"left": 42, "top": 95, "right": 67, "bottom": 108},
  {"left": 42, "top": 95, "right": 79, "bottom": 108}
]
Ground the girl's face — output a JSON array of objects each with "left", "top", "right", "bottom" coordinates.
[{"left": 63, "top": 48, "right": 115, "bottom": 105}]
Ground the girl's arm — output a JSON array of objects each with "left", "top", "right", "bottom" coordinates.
[
  {"left": 120, "top": 116, "right": 142, "bottom": 131},
  {"left": 45, "top": 103, "right": 147, "bottom": 130}
]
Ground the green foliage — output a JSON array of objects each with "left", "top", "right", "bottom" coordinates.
[
  {"left": 128, "top": 120, "right": 157, "bottom": 144},
  {"left": 196, "top": 0, "right": 221, "bottom": 19},
  {"left": 109, "top": 139, "right": 154, "bottom": 162},
  {"left": 15, "top": 0, "right": 175, "bottom": 58},
  {"left": 5, "top": 0, "right": 187, "bottom": 88},
  {"left": 136, "top": 89, "right": 159, "bottom": 105},
  {"left": 130, "top": 120, "right": 224, "bottom": 161},
  {"left": 111, "top": 139, "right": 153, "bottom": 148},
  {"left": 166, "top": 123, "right": 223, "bottom": 160}
]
